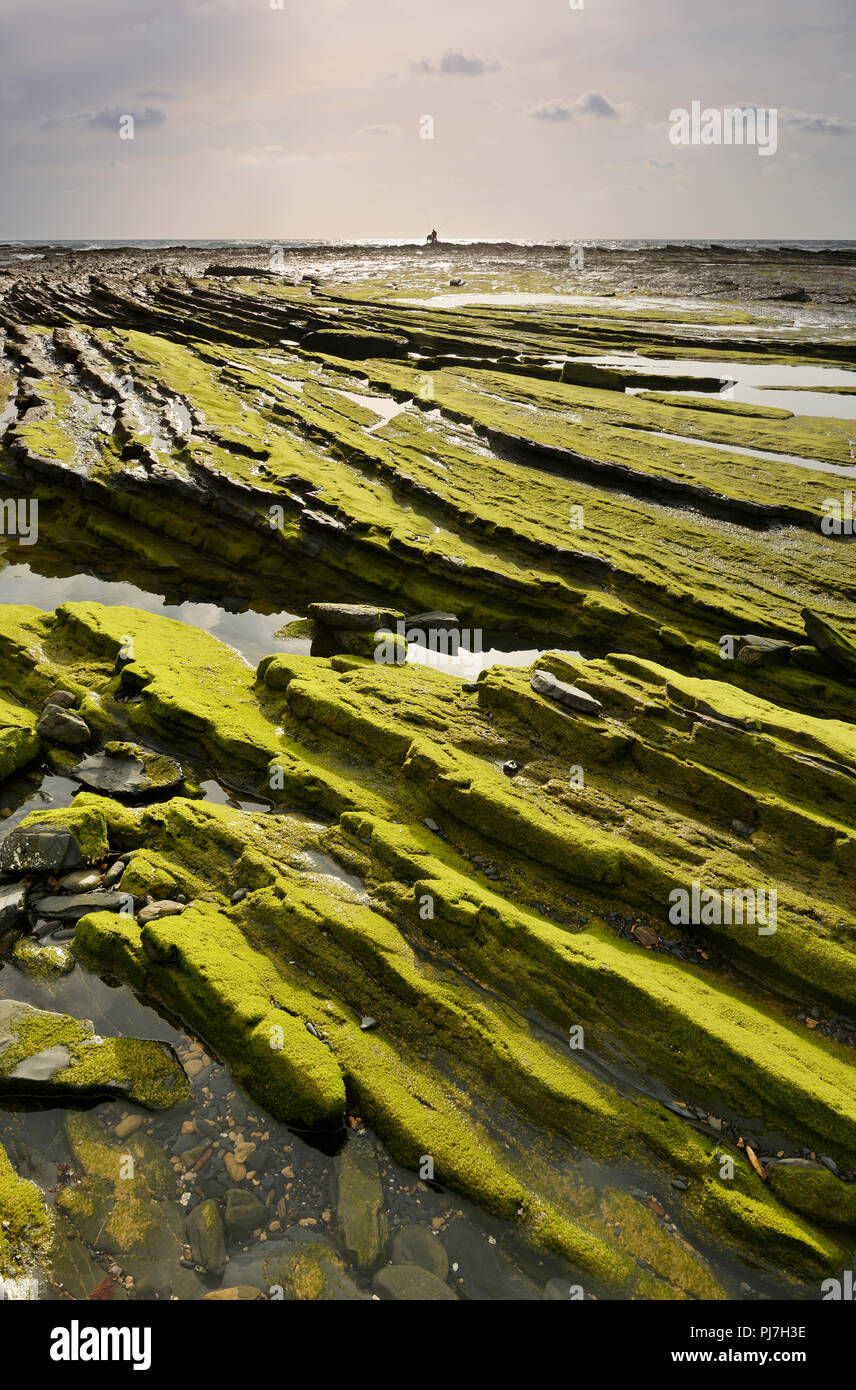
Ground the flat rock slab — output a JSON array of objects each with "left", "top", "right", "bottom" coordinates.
[
  {"left": 530, "top": 668, "right": 603, "bottom": 717},
  {"left": 333, "top": 1133, "right": 388, "bottom": 1270},
  {"left": 0, "top": 999, "right": 190, "bottom": 1109},
  {"left": 8, "top": 1044, "right": 72, "bottom": 1082},
  {"left": 27, "top": 890, "right": 128, "bottom": 922},
  {"left": 223, "top": 1229, "right": 369, "bottom": 1300},
  {"left": 0, "top": 824, "right": 86, "bottom": 875},
  {"left": 308, "top": 602, "right": 404, "bottom": 632},
  {"left": 74, "top": 743, "right": 184, "bottom": 798},
  {"left": 187, "top": 1199, "right": 226, "bottom": 1278},
  {"left": 372, "top": 1264, "right": 458, "bottom": 1300},
  {"left": 390, "top": 1224, "right": 449, "bottom": 1281}
]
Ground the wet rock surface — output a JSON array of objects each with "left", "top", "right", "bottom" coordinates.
[
  {"left": 35, "top": 707, "right": 90, "bottom": 749},
  {"left": 0, "top": 999, "right": 189, "bottom": 1108},
  {"left": 332, "top": 1132, "right": 388, "bottom": 1271},
  {"left": 73, "top": 744, "right": 184, "bottom": 799}
]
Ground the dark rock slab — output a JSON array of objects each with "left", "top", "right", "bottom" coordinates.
[
  {"left": 73, "top": 742, "right": 184, "bottom": 798},
  {"left": 0, "top": 823, "right": 87, "bottom": 875},
  {"left": 35, "top": 706, "right": 90, "bottom": 748},
  {"left": 308, "top": 602, "right": 404, "bottom": 632},
  {"left": 187, "top": 1199, "right": 226, "bottom": 1277},
  {"left": 28, "top": 890, "right": 128, "bottom": 923}
]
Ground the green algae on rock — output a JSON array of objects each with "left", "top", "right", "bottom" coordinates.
[
  {"left": 0, "top": 999, "right": 190, "bottom": 1109},
  {"left": 3, "top": 254, "right": 856, "bottom": 1300},
  {"left": 0, "top": 1140, "right": 53, "bottom": 1279}
]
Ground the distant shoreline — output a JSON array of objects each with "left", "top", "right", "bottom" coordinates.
[{"left": 2, "top": 238, "right": 856, "bottom": 254}]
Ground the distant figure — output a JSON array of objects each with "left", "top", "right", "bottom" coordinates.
[{"left": 426, "top": 228, "right": 438, "bottom": 245}]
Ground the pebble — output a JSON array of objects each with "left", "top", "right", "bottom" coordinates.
[
  {"left": 360, "top": 1016, "right": 377, "bottom": 1031},
  {"left": 102, "top": 861, "right": 127, "bottom": 889},
  {"left": 225, "top": 1153, "right": 246, "bottom": 1182},
  {"left": 58, "top": 869, "right": 101, "bottom": 892},
  {"left": 114, "top": 1115, "right": 143, "bottom": 1140}
]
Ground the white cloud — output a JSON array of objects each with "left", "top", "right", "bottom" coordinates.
[
  {"left": 526, "top": 91, "right": 629, "bottom": 122},
  {"left": 412, "top": 50, "right": 503, "bottom": 77},
  {"left": 781, "top": 107, "right": 855, "bottom": 135}
]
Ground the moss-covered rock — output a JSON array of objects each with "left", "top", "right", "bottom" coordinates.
[
  {"left": 0, "top": 999, "right": 190, "bottom": 1109},
  {"left": 767, "top": 1160, "right": 856, "bottom": 1227}
]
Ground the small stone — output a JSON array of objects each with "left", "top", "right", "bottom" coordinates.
[
  {"left": 360, "top": 1017, "right": 377, "bottom": 1031},
  {"left": 43, "top": 690, "right": 78, "bottom": 709},
  {"left": 114, "top": 1115, "right": 144, "bottom": 1140},
  {"left": 632, "top": 923, "right": 659, "bottom": 950},
  {"left": 225, "top": 1153, "right": 246, "bottom": 1182},
  {"left": 58, "top": 869, "right": 101, "bottom": 893},
  {"left": 731, "top": 819, "right": 756, "bottom": 839},
  {"left": 530, "top": 668, "right": 603, "bottom": 717},
  {"left": 102, "top": 860, "right": 127, "bottom": 889},
  {"left": 224, "top": 1188, "right": 267, "bottom": 1237},
  {"left": 35, "top": 706, "right": 90, "bottom": 748},
  {"left": 137, "top": 900, "right": 185, "bottom": 927}
]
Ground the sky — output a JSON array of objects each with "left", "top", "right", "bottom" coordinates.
[{"left": 0, "top": 0, "right": 853, "bottom": 240}]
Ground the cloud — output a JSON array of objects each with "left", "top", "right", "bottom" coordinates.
[
  {"left": 412, "top": 50, "right": 502, "bottom": 77},
  {"left": 647, "top": 156, "right": 676, "bottom": 168},
  {"left": 89, "top": 106, "right": 166, "bottom": 131},
  {"left": 526, "top": 91, "right": 626, "bottom": 122},
  {"left": 781, "top": 107, "right": 855, "bottom": 135},
  {"left": 42, "top": 106, "right": 167, "bottom": 132},
  {"left": 359, "top": 124, "right": 400, "bottom": 137}
]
